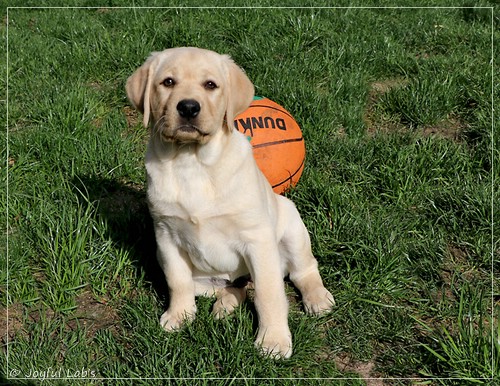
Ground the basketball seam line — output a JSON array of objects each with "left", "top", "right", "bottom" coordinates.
[
  {"left": 252, "top": 137, "right": 304, "bottom": 149},
  {"left": 272, "top": 157, "right": 305, "bottom": 189}
]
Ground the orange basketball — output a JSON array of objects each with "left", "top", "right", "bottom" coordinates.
[{"left": 234, "top": 97, "right": 305, "bottom": 194}]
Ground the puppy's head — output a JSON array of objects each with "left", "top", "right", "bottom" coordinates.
[{"left": 126, "top": 47, "right": 255, "bottom": 144}]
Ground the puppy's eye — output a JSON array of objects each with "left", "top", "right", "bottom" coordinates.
[
  {"left": 162, "top": 77, "right": 176, "bottom": 87},
  {"left": 204, "top": 81, "right": 218, "bottom": 90}
]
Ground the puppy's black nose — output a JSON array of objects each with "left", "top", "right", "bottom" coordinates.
[{"left": 177, "top": 99, "right": 201, "bottom": 119}]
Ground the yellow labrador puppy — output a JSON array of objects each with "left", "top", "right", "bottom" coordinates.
[{"left": 126, "top": 47, "right": 334, "bottom": 358}]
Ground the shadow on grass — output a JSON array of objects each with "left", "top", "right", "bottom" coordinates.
[{"left": 72, "top": 176, "right": 169, "bottom": 303}]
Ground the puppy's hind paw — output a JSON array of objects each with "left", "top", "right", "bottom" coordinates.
[
  {"left": 303, "top": 287, "right": 335, "bottom": 316},
  {"left": 212, "top": 299, "right": 238, "bottom": 320},
  {"left": 212, "top": 286, "right": 246, "bottom": 320}
]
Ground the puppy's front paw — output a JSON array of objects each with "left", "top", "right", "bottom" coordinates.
[
  {"left": 255, "top": 326, "right": 292, "bottom": 359},
  {"left": 160, "top": 307, "right": 196, "bottom": 331},
  {"left": 303, "top": 287, "right": 335, "bottom": 316}
]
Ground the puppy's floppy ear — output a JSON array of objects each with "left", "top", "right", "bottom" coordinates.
[
  {"left": 126, "top": 52, "right": 160, "bottom": 128},
  {"left": 224, "top": 56, "right": 255, "bottom": 132}
]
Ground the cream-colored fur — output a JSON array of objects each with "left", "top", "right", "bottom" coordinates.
[{"left": 126, "top": 47, "right": 334, "bottom": 358}]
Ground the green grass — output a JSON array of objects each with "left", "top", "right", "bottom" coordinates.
[{"left": 2, "top": 1, "right": 499, "bottom": 385}]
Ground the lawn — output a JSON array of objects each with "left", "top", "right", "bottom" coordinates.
[{"left": 1, "top": 1, "right": 499, "bottom": 385}]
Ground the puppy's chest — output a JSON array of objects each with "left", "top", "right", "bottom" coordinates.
[
  {"left": 158, "top": 212, "right": 244, "bottom": 274},
  {"left": 147, "top": 164, "right": 244, "bottom": 274}
]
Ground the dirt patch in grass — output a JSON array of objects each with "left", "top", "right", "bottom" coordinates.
[
  {"left": 420, "top": 117, "right": 466, "bottom": 142},
  {"left": 364, "top": 78, "right": 408, "bottom": 136},
  {"left": 365, "top": 78, "right": 466, "bottom": 141},
  {"left": 333, "top": 353, "right": 386, "bottom": 386},
  {"left": 370, "top": 78, "right": 409, "bottom": 95},
  {"left": 1, "top": 290, "right": 121, "bottom": 349},
  {"left": 443, "top": 243, "right": 488, "bottom": 286},
  {"left": 69, "top": 290, "right": 120, "bottom": 337},
  {"left": 431, "top": 244, "right": 482, "bottom": 311},
  {"left": 122, "top": 106, "right": 149, "bottom": 148},
  {"left": 123, "top": 106, "right": 140, "bottom": 128},
  {"left": 0, "top": 303, "right": 25, "bottom": 346}
]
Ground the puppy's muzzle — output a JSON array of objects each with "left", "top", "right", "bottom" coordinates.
[
  {"left": 170, "top": 98, "right": 208, "bottom": 141},
  {"left": 177, "top": 99, "right": 201, "bottom": 119}
]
